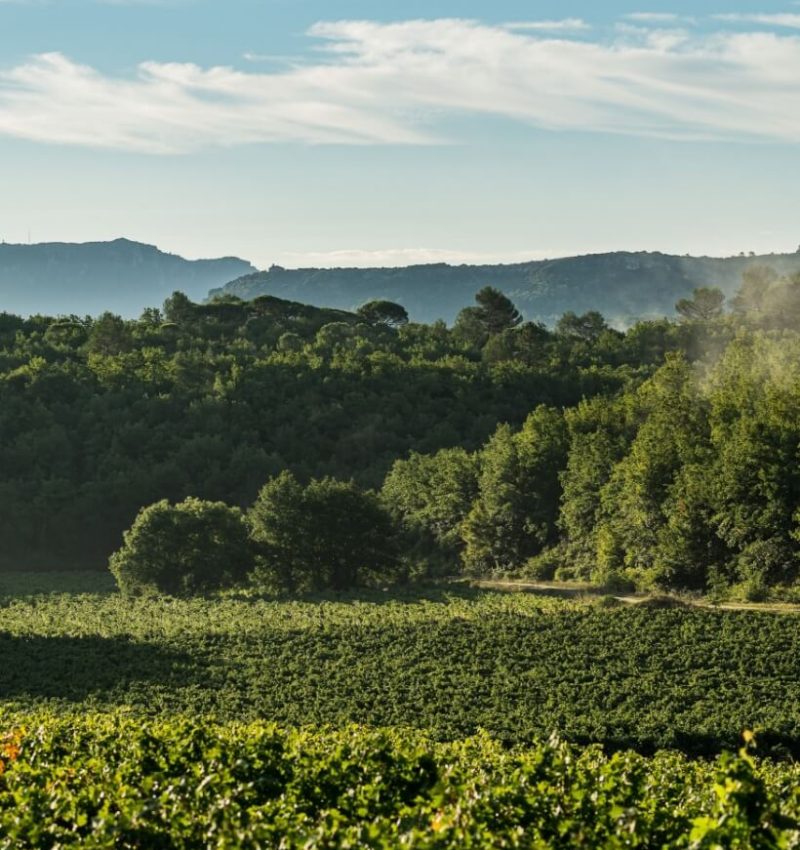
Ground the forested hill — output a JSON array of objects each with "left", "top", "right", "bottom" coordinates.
[
  {"left": 211, "top": 251, "right": 800, "bottom": 325},
  {"left": 0, "top": 239, "right": 255, "bottom": 317}
]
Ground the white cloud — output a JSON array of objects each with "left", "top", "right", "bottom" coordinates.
[
  {"left": 624, "top": 13, "right": 682, "bottom": 22},
  {"left": 503, "top": 19, "right": 590, "bottom": 32},
  {"left": 1, "top": 18, "right": 800, "bottom": 153},
  {"left": 714, "top": 13, "right": 800, "bottom": 29}
]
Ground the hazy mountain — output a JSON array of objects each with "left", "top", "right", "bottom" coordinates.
[
  {"left": 0, "top": 238, "right": 256, "bottom": 317},
  {"left": 210, "top": 251, "right": 800, "bottom": 326}
]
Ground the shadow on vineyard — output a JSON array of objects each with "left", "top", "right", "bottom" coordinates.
[
  {"left": 0, "top": 633, "right": 191, "bottom": 700},
  {"left": 3, "top": 589, "right": 800, "bottom": 757},
  {"left": 158, "top": 609, "right": 800, "bottom": 758}
]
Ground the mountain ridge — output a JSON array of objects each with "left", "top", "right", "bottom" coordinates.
[
  {"left": 0, "top": 238, "right": 256, "bottom": 317},
  {"left": 210, "top": 250, "right": 800, "bottom": 326}
]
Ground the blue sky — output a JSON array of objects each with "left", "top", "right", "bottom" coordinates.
[{"left": 1, "top": 0, "right": 799, "bottom": 268}]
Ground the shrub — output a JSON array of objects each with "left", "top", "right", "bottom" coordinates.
[
  {"left": 736, "top": 539, "right": 796, "bottom": 588},
  {"left": 594, "top": 569, "right": 637, "bottom": 594},
  {"left": 637, "top": 595, "right": 690, "bottom": 610},
  {"left": 523, "top": 548, "right": 561, "bottom": 581},
  {"left": 591, "top": 594, "right": 623, "bottom": 609},
  {"left": 109, "top": 498, "right": 253, "bottom": 596},
  {"left": 554, "top": 565, "right": 578, "bottom": 582}
]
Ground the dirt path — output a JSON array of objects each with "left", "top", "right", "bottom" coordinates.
[{"left": 468, "top": 579, "right": 800, "bottom": 614}]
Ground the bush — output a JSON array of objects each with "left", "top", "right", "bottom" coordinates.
[
  {"left": 736, "top": 539, "right": 796, "bottom": 588},
  {"left": 109, "top": 498, "right": 253, "bottom": 596},
  {"left": 591, "top": 594, "right": 623, "bottom": 609},
  {"left": 523, "top": 548, "right": 562, "bottom": 581},
  {"left": 730, "top": 578, "right": 770, "bottom": 604},
  {"left": 594, "top": 569, "right": 637, "bottom": 594},
  {"left": 554, "top": 565, "right": 578, "bottom": 582}
]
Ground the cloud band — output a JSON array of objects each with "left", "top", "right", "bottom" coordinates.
[{"left": 0, "top": 18, "right": 799, "bottom": 153}]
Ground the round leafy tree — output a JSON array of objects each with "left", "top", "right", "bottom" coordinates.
[
  {"left": 109, "top": 497, "right": 254, "bottom": 596},
  {"left": 248, "top": 472, "right": 400, "bottom": 594}
]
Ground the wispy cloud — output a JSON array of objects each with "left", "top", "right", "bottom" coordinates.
[
  {"left": 713, "top": 13, "right": 800, "bottom": 29},
  {"left": 1, "top": 18, "right": 800, "bottom": 153},
  {"left": 503, "top": 19, "right": 590, "bottom": 32},
  {"left": 624, "top": 13, "right": 683, "bottom": 23}
]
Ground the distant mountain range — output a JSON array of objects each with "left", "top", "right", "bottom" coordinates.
[
  {"left": 211, "top": 251, "right": 800, "bottom": 326},
  {"left": 4, "top": 240, "right": 800, "bottom": 325},
  {"left": 0, "top": 238, "right": 255, "bottom": 317}
]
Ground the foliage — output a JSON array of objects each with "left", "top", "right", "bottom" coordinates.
[
  {"left": 7, "top": 273, "right": 800, "bottom": 595},
  {"left": 3, "top": 583, "right": 800, "bottom": 756},
  {"left": 1, "top": 714, "right": 799, "bottom": 848},
  {"left": 675, "top": 287, "right": 725, "bottom": 321},
  {"left": 461, "top": 406, "right": 569, "bottom": 574},
  {"left": 555, "top": 309, "right": 610, "bottom": 341},
  {"left": 248, "top": 472, "right": 400, "bottom": 593},
  {"left": 0, "top": 290, "right": 629, "bottom": 570},
  {"left": 356, "top": 299, "right": 409, "bottom": 327},
  {"left": 382, "top": 447, "right": 479, "bottom": 567},
  {"left": 109, "top": 497, "right": 253, "bottom": 596}
]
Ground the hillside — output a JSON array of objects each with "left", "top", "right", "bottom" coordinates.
[
  {"left": 0, "top": 238, "right": 255, "bottom": 317},
  {"left": 211, "top": 250, "right": 800, "bottom": 325}
]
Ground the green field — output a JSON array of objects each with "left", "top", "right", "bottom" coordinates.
[
  {"left": 5, "top": 574, "right": 800, "bottom": 845},
  {"left": 0, "top": 573, "right": 800, "bottom": 850},
  {"left": 3, "top": 575, "right": 800, "bottom": 756}
]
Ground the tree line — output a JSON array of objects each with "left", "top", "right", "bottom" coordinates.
[{"left": 3, "top": 268, "right": 800, "bottom": 597}]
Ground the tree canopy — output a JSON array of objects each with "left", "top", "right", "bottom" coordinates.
[
  {"left": 249, "top": 472, "right": 399, "bottom": 593},
  {"left": 109, "top": 498, "right": 252, "bottom": 596},
  {"left": 6, "top": 271, "right": 800, "bottom": 600}
]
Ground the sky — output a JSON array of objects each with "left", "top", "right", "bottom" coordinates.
[{"left": 0, "top": 0, "right": 799, "bottom": 269}]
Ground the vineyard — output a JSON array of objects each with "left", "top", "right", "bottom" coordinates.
[
  {"left": 3, "top": 579, "right": 800, "bottom": 757},
  {"left": 5, "top": 577, "right": 800, "bottom": 845},
  {"left": 1, "top": 713, "right": 800, "bottom": 848}
]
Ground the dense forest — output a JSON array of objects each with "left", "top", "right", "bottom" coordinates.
[{"left": 3, "top": 266, "right": 800, "bottom": 599}]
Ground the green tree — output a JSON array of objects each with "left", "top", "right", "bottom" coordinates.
[
  {"left": 706, "top": 334, "right": 800, "bottom": 585},
  {"left": 276, "top": 332, "right": 304, "bottom": 353},
  {"left": 731, "top": 266, "right": 780, "bottom": 317},
  {"left": 675, "top": 287, "right": 725, "bottom": 321},
  {"left": 474, "top": 286, "right": 523, "bottom": 335},
  {"left": 461, "top": 406, "right": 568, "bottom": 575},
  {"left": 557, "top": 396, "right": 632, "bottom": 576},
  {"left": 246, "top": 471, "right": 310, "bottom": 593},
  {"left": 653, "top": 463, "right": 727, "bottom": 590},
  {"left": 86, "top": 312, "right": 133, "bottom": 356},
  {"left": 482, "top": 321, "right": 551, "bottom": 365},
  {"left": 109, "top": 498, "right": 253, "bottom": 596},
  {"left": 357, "top": 300, "right": 409, "bottom": 328},
  {"left": 595, "top": 354, "right": 709, "bottom": 583},
  {"left": 163, "top": 291, "right": 195, "bottom": 324},
  {"left": 555, "top": 311, "right": 609, "bottom": 342},
  {"left": 249, "top": 472, "right": 399, "bottom": 593},
  {"left": 382, "top": 447, "right": 479, "bottom": 563}
]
